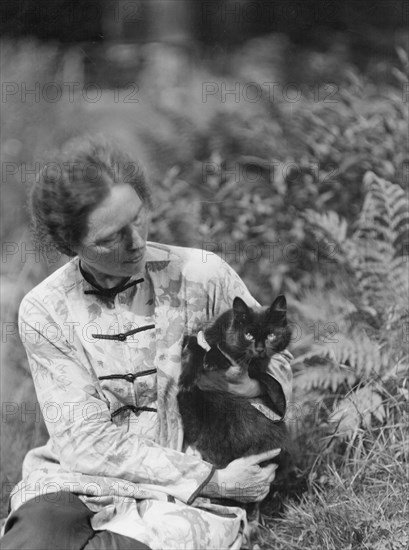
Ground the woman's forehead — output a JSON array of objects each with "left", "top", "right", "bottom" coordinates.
[{"left": 85, "top": 185, "right": 144, "bottom": 241}]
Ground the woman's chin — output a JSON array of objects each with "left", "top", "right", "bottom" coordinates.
[{"left": 119, "top": 258, "right": 146, "bottom": 276}]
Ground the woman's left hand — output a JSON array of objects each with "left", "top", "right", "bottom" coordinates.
[{"left": 196, "top": 365, "right": 265, "bottom": 398}]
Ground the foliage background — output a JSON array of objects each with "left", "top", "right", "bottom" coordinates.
[{"left": 1, "top": 25, "right": 408, "bottom": 549}]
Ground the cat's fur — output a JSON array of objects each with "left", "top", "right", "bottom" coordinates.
[{"left": 177, "top": 295, "right": 292, "bottom": 472}]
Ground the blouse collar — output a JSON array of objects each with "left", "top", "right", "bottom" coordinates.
[{"left": 79, "top": 261, "right": 145, "bottom": 297}]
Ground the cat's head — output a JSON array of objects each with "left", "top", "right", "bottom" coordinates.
[
  {"left": 204, "top": 295, "right": 292, "bottom": 362},
  {"left": 232, "top": 295, "right": 291, "bottom": 359}
]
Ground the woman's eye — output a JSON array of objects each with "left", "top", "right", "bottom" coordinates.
[
  {"left": 99, "top": 232, "right": 123, "bottom": 247},
  {"left": 244, "top": 333, "right": 254, "bottom": 341},
  {"left": 99, "top": 239, "right": 117, "bottom": 249},
  {"left": 100, "top": 238, "right": 117, "bottom": 247},
  {"left": 267, "top": 333, "right": 277, "bottom": 342}
]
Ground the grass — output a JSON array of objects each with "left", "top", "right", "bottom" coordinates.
[
  {"left": 261, "top": 422, "right": 408, "bottom": 550},
  {"left": 254, "top": 381, "right": 409, "bottom": 549}
]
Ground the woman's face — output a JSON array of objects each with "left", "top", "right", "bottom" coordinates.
[{"left": 77, "top": 184, "right": 150, "bottom": 279}]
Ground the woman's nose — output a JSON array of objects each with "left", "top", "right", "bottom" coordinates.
[{"left": 126, "top": 224, "right": 145, "bottom": 250}]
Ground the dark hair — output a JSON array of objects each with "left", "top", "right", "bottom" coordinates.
[{"left": 29, "top": 135, "right": 152, "bottom": 257}]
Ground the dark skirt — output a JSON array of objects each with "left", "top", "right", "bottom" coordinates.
[{"left": 1, "top": 492, "right": 151, "bottom": 550}]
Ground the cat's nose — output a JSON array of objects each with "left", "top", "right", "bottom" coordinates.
[{"left": 255, "top": 346, "right": 265, "bottom": 357}]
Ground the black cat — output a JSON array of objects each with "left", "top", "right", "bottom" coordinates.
[{"left": 177, "top": 295, "right": 292, "bottom": 474}]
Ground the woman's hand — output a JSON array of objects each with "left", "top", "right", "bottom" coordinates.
[
  {"left": 201, "top": 448, "right": 281, "bottom": 502},
  {"left": 196, "top": 364, "right": 265, "bottom": 398}
]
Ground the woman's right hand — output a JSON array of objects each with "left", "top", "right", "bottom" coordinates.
[{"left": 201, "top": 448, "right": 281, "bottom": 503}]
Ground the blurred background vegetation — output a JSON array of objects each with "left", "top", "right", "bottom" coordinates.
[{"left": 1, "top": 1, "right": 408, "bottom": 547}]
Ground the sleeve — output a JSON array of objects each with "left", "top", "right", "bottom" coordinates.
[
  {"left": 18, "top": 295, "right": 215, "bottom": 505},
  {"left": 207, "top": 255, "right": 293, "bottom": 418}
]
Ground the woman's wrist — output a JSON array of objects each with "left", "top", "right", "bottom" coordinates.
[{"left": 199, "top": 469, "right": 222, "bottom": 498}]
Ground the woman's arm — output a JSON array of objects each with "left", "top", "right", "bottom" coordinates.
[{"left": 18, "top": 295, "right": 215, "bottom": 505}]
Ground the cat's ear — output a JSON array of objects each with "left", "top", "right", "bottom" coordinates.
[
  {"left": 233, "top": 297, "right": 249, "bottom": 322},
  {"left": 271, "top": 294, "right": 287, "bottom": 312},
  {"left": 269, "top": 295, "right": 287, "bottom": 322}
]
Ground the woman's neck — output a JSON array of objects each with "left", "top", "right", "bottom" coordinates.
[{"left": 80, "top": 261, "right": 129, "bottom": 289}]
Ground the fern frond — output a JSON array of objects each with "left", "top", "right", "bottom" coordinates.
[
  {"left": 355, "top": 218, "right": 396, "bottom": 246},
  {"left": 331, "top": 334, "right": 388, "bottom": 379},
  {"left": 293, "top": 362, "right": 357, "bottom": 393},
  {"left": 303, "top": 209, "right": 348, "bottom": 244},
  {"left": 359, "top": 172, "right": 409, "bottom": 246},
  {"left": 296, "top": 332, "right": 388, "bottom": 381},
  {"left": 388, "top": 257, "right": 409, "bottom": 299},
  {"left": 345, "top": 175, "right": 408, "bottom": 309},
  {"left": 330, "top": 385, "right": 386, "bottom": 439},
  {"left": 390, "top": 208, "right": 409, "bottom": 235},
  {"left": 296, "top": 172, "right": 407, "bottom": 438},
  {"left": 289, "top": 290, "right": 356, "bottom": 324}
]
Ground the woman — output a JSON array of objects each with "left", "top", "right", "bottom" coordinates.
[{"left": 2, "top": 136, "right": 293, "bottom": 550}]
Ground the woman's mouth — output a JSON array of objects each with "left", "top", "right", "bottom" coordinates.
[
  {"left": 123, "top": 250, "right": 145, "bottom": 264},
  {"left": 124, "top": 258, "right": 142, "bottom": 265}
]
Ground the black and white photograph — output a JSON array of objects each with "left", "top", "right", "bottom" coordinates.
[{"left": 1, "top": 1, "right": 408, "bottom": 549}]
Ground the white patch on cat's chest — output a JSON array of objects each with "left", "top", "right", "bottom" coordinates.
[
  {"left": 184, "top": 445, "right": 203, "bottom": 459},
  {"left": 197, "top": 330, "right": 211, "bottom": 351}
]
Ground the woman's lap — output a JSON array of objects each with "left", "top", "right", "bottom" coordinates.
[{"left": 0, "top": 492, "right": 151, "bottom": 550}]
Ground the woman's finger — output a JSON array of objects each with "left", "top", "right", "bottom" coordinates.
[
  {"left": 262, "top": 463, "right": 278, "bottom": 477},
  {"left": 247, "top": 448, "right": 281, "bottom": 465},
  {"left": 254, "top": 487, "right": 270, "bottom": 502},
  {"left": 268, "top": 466, "right": 278, "bottom": 483}
]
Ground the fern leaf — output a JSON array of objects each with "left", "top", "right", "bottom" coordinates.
[
  {"left": 297, "top": 332, "right": 387, "bottom": 381},
  {"left": 330, "top": 385, "right": 386, "bottom": 439},
  {"left": 389, "top": 257, "right": 409, "bottom": 298},
  {"left": 297, "top": 173, "right": 407, "bottom": 409},
  {"left": 360, "top": 172, "right": 409, "bottom": 246},
  {"left": 290, "top": 290, "right": 356, "bottom": 324},
  {"left": 293, "top": 362, "right": 357, "bottom": 393},
  {"left": 389, "top": 206, "right": 409, "bottom": 234},
  {"left": 304, "top": 209, "right": 348, "bottom": 244}
]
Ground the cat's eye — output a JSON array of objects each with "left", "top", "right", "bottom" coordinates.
[
  {"left": 244, "top": 333, "right": 254, "bottom": 341},
  {"left": 267, "top": 334, "right": 277, "bottom": 342}
]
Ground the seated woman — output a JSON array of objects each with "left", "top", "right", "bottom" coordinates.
[{"left": 1, "top": 136, "right": 293, "bottom": 550}]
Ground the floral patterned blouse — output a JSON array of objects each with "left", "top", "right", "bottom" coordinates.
[{"left": 10, "top": 242, "right": 293, "bottom": 549}]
